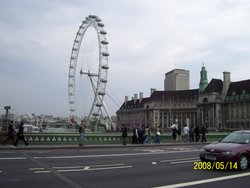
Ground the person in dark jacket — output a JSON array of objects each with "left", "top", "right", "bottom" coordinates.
[
  {"left": 200, "top": 125, "right": 208, "bottom": 143},
  {"left": 3, "top": 121, "right": 16, "bottom": 145},
  {"left": 121, "top": 124, "right": 127, "bottom": 145},
  {"left": 15, "top": 122, "right": 28, "bottom": 146},
  {"left": 189, "top": 126, "right": 194, "bottom": 142},
  {"left": 194, "top": 126, "right": 200, "bottom": 142}
]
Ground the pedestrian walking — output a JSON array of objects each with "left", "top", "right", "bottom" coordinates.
[
  {"left": 189, "top": 126, "right": 194, "bottom": 143},
  {"left": 132, "top": 126, "right": 139, "bottom": 144},
  {"left": 170, "top": 124, "right": 178, "bottom": 142},
  {"left": 79, "top": 121, "right": 86, "bottom": 146},
  {"left": 194, "top": 126, "right": 200, "bottom": 142},
  {"left": 121, "top": 124, "right": 127, "bottom": 145},
  {"left": 143, "top": 126, "right": 151, "bottom": 144},
  {"left": 183, "top": 125, "right": 189, "bottom": 143},
  {"left": 15, "top": 122, "right": 28, "bottom": 146},
  {"left": 155, "top": 125, "right": 161, "bottom": 144},
  {"left": 2, "top": 121, "right": 16, "bottom": 145},
  {"left": 138, "top": 125, "right": 144, "bottom": 144},
  {"left": 200, "top": 125, "right": 208, "bottom": 143},
  {"left": 177, "top": 127, "right": 182, "bottom": 142}
]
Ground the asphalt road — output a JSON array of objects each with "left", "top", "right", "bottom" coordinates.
[{"left": 0, "top": 145, "right": 250, "bottom": 188}]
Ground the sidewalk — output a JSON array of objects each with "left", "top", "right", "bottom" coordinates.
[{"left": 0, "top": 142, "right": 208, "bottom": 150}]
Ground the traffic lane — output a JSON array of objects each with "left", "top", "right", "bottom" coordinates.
[
  {"left": 156, "top": 172, "right": 250, "bottom": 188},
  {"left": 0, "top": 159, "right": 69, "bottom": 188},
  {"left": 2, "top": 147, "right": 249, "bottom": 188},
  {"left": 51, "top": 151, "right": 249, "bottom": 188},
  {"left": 29, "top": 148, "right": 202, "bottom": 171},
  {"left": 190, "top": 175, "right": 250, "bottom": 188},
  {"left": 31, "top": 149, "right": 250, "bottom": 188},
  {"left": 7, "top": 144, "right": 204, "bottom": 158},
  {"left": 36, "top": 152, "right": 248, "bottom": 187}
]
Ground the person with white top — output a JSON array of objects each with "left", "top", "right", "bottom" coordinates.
[{"left": 183, "top": 125, "right": 189, "bottom": 143}]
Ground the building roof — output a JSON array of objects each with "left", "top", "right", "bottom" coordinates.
[
  {"left": 150, "top": 89, "right": 199, "bottom": 102},
  {"left": 118, "top": 89, "right": 199, "bottom": 111},
  {"left": 119, "top": 97, "right": 150, "bottom": 110},
  {"left": 203, "top": 79, "right": 223, "bottom": 94},
  {"left": 165, "top": 69, "right": 189, "bottom": 75},
  {"left": 227, "top": 79, "right": 250, "bottom": 96}
]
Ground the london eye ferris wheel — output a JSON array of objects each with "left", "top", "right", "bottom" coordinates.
[{"left": 68, "top": 15, "right": 112, "bottom": 129}]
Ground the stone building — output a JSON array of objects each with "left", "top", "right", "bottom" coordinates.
[
  {"left": 117, "top": 66, "right": 250, "bottom": 131},
  {"left": 116, "top": 89, "right": 198, "bottom": 129}
]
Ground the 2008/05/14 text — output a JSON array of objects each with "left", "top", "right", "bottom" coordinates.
[{"left": 194, "top": 162, "right": 238, "bottom": 170}]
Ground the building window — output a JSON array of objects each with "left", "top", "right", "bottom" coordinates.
[{"left": 236, "top": 108, "right": 239, "bottom": 119}]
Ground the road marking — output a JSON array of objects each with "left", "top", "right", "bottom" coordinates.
[
  {"left": 154, "top": 172, "right": 250, "bottom": 188},
  {"left": 170, "top": 160, "right": 198, "bottom": 164},
  {"left": 57, "top": 165, "right": 133, "bottom": 172},
  {"left": 52, "top": 163, "right": 125, "bottom": 169},
  {"left": 29, "top": 167, "right": 48, "bottom": 174},
  {"left": 30, "top": 163, "right": 131, "bottom": 174},
  {"left": 134, "top": 149, "right": 166, "bottom": 153},
  {"left": 29, "top": 168, "right": 45, "bottom": 170},
  {"left": 160, "top": 157, "right": 199, "bottom": 163},
  {"left": 0, "top": 157, "right": 26, "bottom": 160},
  {"left": 33, "top": 150, "right": 200, "bottom": 160},
  {"left": 34, "top": 171, "right": 51, "bottom": 174}
]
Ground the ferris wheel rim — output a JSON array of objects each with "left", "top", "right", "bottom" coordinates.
[{"left": 68, "top": 15, "right": 109, "bottom": 122}]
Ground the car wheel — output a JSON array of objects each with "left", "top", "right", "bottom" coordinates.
[{"left": 239, "top": 154, "right": 249, "bottom": 171}]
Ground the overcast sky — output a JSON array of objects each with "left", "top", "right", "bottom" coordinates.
[{"left": 1, "top": 0, "right": 250, "bottom": 117}]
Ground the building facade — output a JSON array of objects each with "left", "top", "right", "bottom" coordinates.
[
  {"left": 116, "top": 89, "right": 198, "bottom": 130},
  {"left": 117, "top": 66, "right": 250, "bottom": 131}
]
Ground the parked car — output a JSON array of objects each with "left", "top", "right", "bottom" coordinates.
[{"left": 200, "top": 130, "right": 250, "bottom": 170}]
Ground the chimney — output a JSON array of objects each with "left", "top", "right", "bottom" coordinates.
[
  {"left": 134, "top": 94, "right": 138, "bottom": 104},
  {"left": 222, "top": 71, "right": 231, "bottom": 97},
  {"left": 139, "top": 92, "right": 143, "bottom": 102},
  {"left": 150, "top": 88, "right": 156, "bottom": 96},
  {"left": 134, "top": 94, "right": 138, "bottom": 100},
  {"left": 223, "top": 71, "right": 231, "bottom": 82},
  {"left": 125, "top": 96, "right": 128, "bottom": 104}
]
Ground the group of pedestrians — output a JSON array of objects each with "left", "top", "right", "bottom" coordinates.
[
  {"left": 170, "top": 124, "right": 208, "bottom": 143},
  {"left": 121, "top": 123, "right": 209, "bottom": 145},
  {"left": 121, "top": 124, "right": 162, "bottom": 145},
  {"left": 2, "top": 121, "right": 28, "bottom": 146}
]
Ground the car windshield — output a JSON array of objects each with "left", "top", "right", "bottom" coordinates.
[{"left": 221, "top": 132, "right": 250, "bottom": 144}]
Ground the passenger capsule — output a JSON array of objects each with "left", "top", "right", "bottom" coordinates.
[
  {"left": 100, "top": 30, "right": 107, "bottom": 35},
  {"left": 101, "top": 40, "right": 108, "bottom": 45},
  {"left": 98, "top": 23, "right": 104, "bottom": 27},
  {"left": 102, "top": 52, "right": 109, "bottom": 57}
]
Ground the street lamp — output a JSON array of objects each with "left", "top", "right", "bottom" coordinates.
[{"left": 3, "top": 106, "right": 11, "bottom": 131}]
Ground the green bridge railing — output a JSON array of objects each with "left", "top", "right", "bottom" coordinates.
[{"left": 0, "top": 132, "right": 229, "bottom": 145}]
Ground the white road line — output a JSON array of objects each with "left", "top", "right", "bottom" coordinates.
[
  {"left": 29, "top": 168, "right": 45, "bottom": 170},
  {"left": 0, "top": 157, "right": 26, "bottom": 160},
  {"left": 0, "top": 170, "right": 2, "bottom": 173},
  {"left": 53, "top": 163, "right": 125, "bottom": 169},
  {"left": 160, "top": 157, "right": 199, "bottom": 163},
  {"left": 34, "top": 171, "right": 51, "bottom": 174},
  {"left": 33, "top": 150, "right": 200, "bottom": 160},
  {"left": 57, "top": 165, "right": 133, "bottom": 172},
  {"left": 154, "top": 172, "right": 250, "bottom": 188},
  {"left": 170, "top": 160, "right": 198, "bottom": 164}
]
